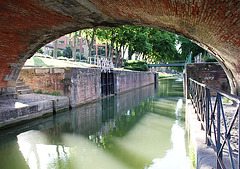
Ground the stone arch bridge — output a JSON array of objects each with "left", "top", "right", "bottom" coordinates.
[{"left": 0, "top": 0, "right": 239, "bottom": 97}]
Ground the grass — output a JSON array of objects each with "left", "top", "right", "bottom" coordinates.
[
  {"left": 222, "top": 96, "right": 233, "bottom": 104},
  {"left": 25, "top": 55, "right": 180, "bottom": 76},
  {"left": 189, "top": 142, "right": 196, "bottom": 169},
  {"left": 25, "top": 55, "right": 94, "bottom": 68},
  {"left": 34, "top": 89, "right": 61, "bottom": 96}
]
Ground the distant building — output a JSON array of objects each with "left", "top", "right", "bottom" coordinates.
[{"left": 43, "top": 35, "right": 108, "bottom": 60}]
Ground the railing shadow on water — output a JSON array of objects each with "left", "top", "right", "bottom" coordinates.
[{"left": 188, "top": 78, "right": 240, "bottom": 169}]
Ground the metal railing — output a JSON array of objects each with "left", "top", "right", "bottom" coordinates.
[{"left": 189, "top": 78, "right": 240, "bottom": 169}]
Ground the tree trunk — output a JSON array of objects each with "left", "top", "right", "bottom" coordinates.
[
  {"left": 70, "top": 39, "right": 78, "bottom": 61},
  {"left": 70, "top": 31, "right": 81, "bottom": 61},
  {"left": 108, "top": 40, "right": 114, "bottom": 60},
  {"left": 70, "top": 37, "right": 79, "bottom": 61},
  {"left": 86, "top": 28, "right": 97, "bottom": 62},
  {"left": 115, "top": 47, "right": 121, "bottom": 68},
  {"left": 53, "top": 40, "right": 58, "bottom": 59}
]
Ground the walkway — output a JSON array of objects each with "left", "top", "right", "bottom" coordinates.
[{"left": 186, "top": 99, "right": 217, "bottom": 169}]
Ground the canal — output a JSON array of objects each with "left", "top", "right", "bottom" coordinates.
[{"left": 0, "top": 77, "right": 191, "bottom": 169}]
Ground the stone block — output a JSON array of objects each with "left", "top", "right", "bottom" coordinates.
[
  {"left": 52, "top": 96, "right": 70, "bottom": 112},
  {"left": 35, "top": 68, "right": 50, "bottom": 74},
  {"left": 53, "top": 68, "right": 65, "bottom": 74}
]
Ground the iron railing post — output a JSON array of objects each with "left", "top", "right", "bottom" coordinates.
[
  {"left": 217, "top": 93, "right": 222, "bottom": 169},
  {"left": 239, "top": 103, "right": 240, "bottom": 169},
  {"left": 206, "top": 88, "right": 210, "bottom": 145}
]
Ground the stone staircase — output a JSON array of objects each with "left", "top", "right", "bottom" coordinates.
[{"left": 16, "top": 79, "right": 34, "bottom": 94}]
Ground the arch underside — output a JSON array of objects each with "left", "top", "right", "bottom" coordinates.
[{"left": 0, "top": 0, "right": 239, "bottom": 96}]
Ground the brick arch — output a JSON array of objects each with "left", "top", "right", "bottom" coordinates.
[{"left": 0, "top": 0, "right": 239, "bottom": 97}]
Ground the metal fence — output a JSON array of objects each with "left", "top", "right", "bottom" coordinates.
[{"left": 188, "top": 78, "right": 240, "bottom": 169}]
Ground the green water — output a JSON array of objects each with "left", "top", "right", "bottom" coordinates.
[{"left": 0, "top": 77, "right": 190, "bottom": 169}]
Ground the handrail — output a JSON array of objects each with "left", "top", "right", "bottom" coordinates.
[
  {"left": 188, "top": 78, "right": 240, "bottom": 169},
  {"left": 190, "top": 78, "right": 240, "bottom": 103}
]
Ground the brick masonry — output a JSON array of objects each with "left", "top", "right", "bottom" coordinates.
[
  {"left": 185, "top": 62, "right": 230, "bottom": 95},
  {"left": 19, "top": 67, "right": 155, "bottom": 107},
  {"left": 0, "top": 0, "right": 239, "bottom": 96}
]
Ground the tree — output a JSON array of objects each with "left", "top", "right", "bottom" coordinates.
[
  {"left": 63, "top": 46, "right": 72, "bottom": 58},
  {"left": 147, "top": 29, "right": 179, "bottom": 62},
  {"left": 96, "top": 26, "right": 184, "bottom": 66},
  {"left": 96, "top": 26, "right": 135, "bottom": 67},
  {"left": 128, "top": 27, "right": 152, "bottom": 60},
  {"left": 83, "top": 28, "right": 97, "bottom": 61},
  {"left": 53, "top": 40, "right": 58, "bottom": 59},
  {"left": 96, "top": 28, "right": 116, "bottom": 60},
  {"left": 69, "top": 31, "right": 81, "bottom": 61},
  {"left": 177, "top": 36, "right": 205, "bottom": 61}
]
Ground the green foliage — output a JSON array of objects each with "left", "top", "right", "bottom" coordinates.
[
  {"left": 124, "top": 60, "right": 148, "bottom": 71},
  {"left": 35, "top": 89, "right": 61, "bottom": 96},
  {"left": 57, "top": 50, "right": 63, "bottom": 56},
  {"left": 63, "top": 46, "right": 72, "bottom": 58},
  {"left": 96, "top": 26, "right": 181, "bottom": 63},
  {"left": 35, "top": 89, "right": 43, "bottom": 94},
  {"left": 177, "top": 36, "right": 205, "bottom": 61},
  {"left": 189, "top": 143, "right": 196, "bottom": 168},
  {"left": 76, "top": 53, "right": 87, "bottom": 60},
  {"left": 50, "top": 49, "right": 62, "bottom": 57},
  {"left": 38, "top": 48, "right": 44, "bottom": 54},
  {"left": 147, "top": 29, "right": 179, "bottom": 61},
  {"left": 44, "top": 91, "right": 61, "bottom": 96},
  {"left": 205, "top": 57, "right": 217, "bottom": 62},
  {"left": 95, "top": 26, "right": 206, "bottom": 65},
  {"left": 50, "top": 50, "right": 53, "bottom": 56}
]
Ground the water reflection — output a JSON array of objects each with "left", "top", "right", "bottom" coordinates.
[{"left": 0, "top": 77, "right": 190, "bottom": 169}]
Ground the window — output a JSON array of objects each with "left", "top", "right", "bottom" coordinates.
[{"left": 59, "top": 40, "right": 64, "bottom": 45}]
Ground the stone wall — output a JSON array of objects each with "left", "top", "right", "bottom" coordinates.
[
  {"left": 185, "top": 63, "right": 230, "bottom": 93},
  {"left": 64, "top": 68, "right": 101, "bottom": 107},
  {"left": 19, "top": 68, "right": 155, "bottom": 107},
  {"left": 114, "top": 70, "right": 155, "bottom": 94}
]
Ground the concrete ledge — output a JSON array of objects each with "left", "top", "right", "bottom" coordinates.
[
  {"left": 0, "top": 94, "right": 70, "bottom": 128},
  {"left": 18, "top": 94, "right": 70, "bottom": 112},
  {"left": 0, "top": 93, "right": 17, "bottom": 100}
]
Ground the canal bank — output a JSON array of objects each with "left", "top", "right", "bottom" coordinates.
[
  {"left": 0, "top": 68, "right": 156, "bottom": 128},
  {"left": 18, "top": 67, "right": 156, "bottom": 107},
  {"left": 186, "top": 99, "right": 217, "bottom": 169}
]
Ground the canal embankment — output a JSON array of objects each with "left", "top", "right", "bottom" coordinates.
[
  {"left": 186, "top": 99, "right": 217, "bottom": 169},
  {"left": 18, "top": 67, "right": 155, "bottom": 107},
  {"left": 0, "top": 93, "right": 69, "bottom": 128},
  {"left": 0, "top": 67, "right": 156, "bottom": 128}
]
